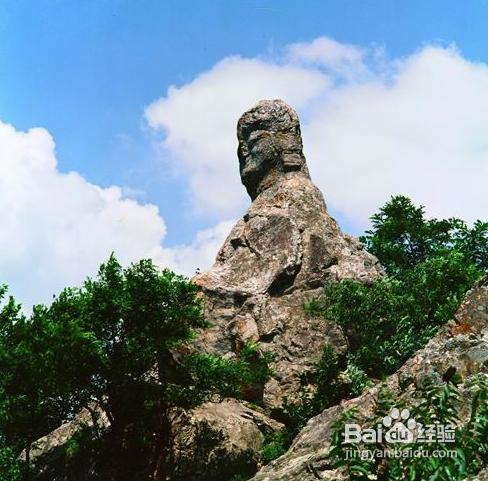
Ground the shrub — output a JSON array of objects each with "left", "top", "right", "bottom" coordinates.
[
  {"left": 330, "top": 376, "right": 488, "bottom": 481},
  {"left": 0, "top": 256, "right": 272, "bottom": 480},
  {"left": 308, "top": 196, "right": 485, "bottom": 378}
]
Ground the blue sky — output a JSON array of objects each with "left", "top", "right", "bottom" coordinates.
[
  {"left": 2, "top": 0, "right": 487, "bottom": 243},
  {"left": 2, "top": 1, "right": 488, "bottom": 306}
]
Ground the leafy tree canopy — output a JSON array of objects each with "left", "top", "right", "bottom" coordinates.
[
  {"left": 309, "top": 195, "right": 487, "bottom": 379},
  {"left": 0, "top": 256, "right": 271, "bottom": 480}
]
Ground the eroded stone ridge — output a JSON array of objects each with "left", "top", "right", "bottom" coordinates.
[{"left": 194, "top": 99, "right": 382, "bottom": 409}]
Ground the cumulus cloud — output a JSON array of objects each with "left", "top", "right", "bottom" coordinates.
[
  {"left": 145, "top": 56, "right": 330, "bottom": 218},
  {"left": 0, "top": 121, "right": 227, "bottom": 308},
  {"left": 304, "top": 45, "right": 488, "bottom": 224},
  {"left": 146, "top": 38, "right": 488, "bottom": 231},
  {"left": 286, "top": 36, "right": 367, "bottom": 80},
  {"left": 159, "top": 219, "right": 235, "bottom": 277}
]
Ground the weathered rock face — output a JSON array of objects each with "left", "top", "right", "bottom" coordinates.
[
  {"left": 25, "top": 404, "right": 110, "bottom": 481},
  {"left": 250, "top": 278, "right": 488, "bottom": 481},
  {"left": 168, "top": 399, "right": 283, "bottom": 481},
  {"left": 237, "top": 99, "right": 310, "bottom": 201},
  {"left": 465, "top": 468, "right": 488, "bottom": 481},
  {"left": 194, "top": 99, "right": 382, "bottom": 409}
]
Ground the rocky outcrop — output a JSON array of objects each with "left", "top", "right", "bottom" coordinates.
[
  {"left": 168, "top": 399, "right": 283, "bottom": 481},
  {"left": 194, "top": 99, "right": 382, "bottom": 409},
  {"left": 465, "top": 469, "right": 488, "bottom": 481},
  {"left": 165, "top": 100, "right": 381, "bottom": 480},
  {"left": 250, "top": 278, "right": 488, "bottom": 481},
  {"left": 23, "top": 403, "right": 110, "bottom": 480}
]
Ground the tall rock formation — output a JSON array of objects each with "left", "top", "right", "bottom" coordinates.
[{"left": 194, "top": 99, "right": 382, "bottom": 409}]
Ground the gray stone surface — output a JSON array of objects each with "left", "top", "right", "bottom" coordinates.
[
  {"left": 27, "top": 99, "right": 384, "bottom": 481},
  {"left": 169, "top": 399, "right": 283, "bottom": 481},
  {"left": 22, "top": 403, "right": 110, "bottom": 478},
  {"left": 194, "top": 99, "right": 382, "bottom": 409},
  {"left": 465, "top": 468, "right": 488, "bottom": 481}
]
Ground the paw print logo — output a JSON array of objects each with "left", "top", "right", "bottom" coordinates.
[{"left": 383, "top": 407, "right": 417, "bottom": 443}]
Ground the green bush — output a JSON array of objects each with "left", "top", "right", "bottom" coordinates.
[
  {"left": 330, "top": 376, "right": 488, "bottom": 481},
  {"left": 0, "top": 440, "right": 24, "bottom": 481},
  {"left": 261, "top": 431, "right": 288, "bottom": 463},
  {"left": 0, "top": 256, "right": 271, "bottom": 480},
  {"left": 308, "top": 196, "right": 485, "bottom": 378}
]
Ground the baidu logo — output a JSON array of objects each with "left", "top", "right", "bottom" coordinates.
[
  {"left": 342, "top": 405, "right": 457, "bottom": 460},
  {"left": 382, "top": 407, "right": 417, "bottom": 443},
  {"left": 344, "top": 406, "right": 455, "bottom": 445},
  {"left": 344, "top": 407, "right": 417, "bottom": 444}
]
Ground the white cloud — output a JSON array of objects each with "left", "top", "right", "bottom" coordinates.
[
  {"left": 286, "top": 37, "right": 367, "bottom": 80},
  {"left": 304, "top": 45, "right": 488, "bottom": 224},
  {"left": 0, "top": 121, "right": 227, "bottom": 308},
  {"left": 145, "top": 56, "right": 330, "bottom": 218},
  {"left": 159, "top": 220, "right": 235, "bottom": 277},
  {"left": 146, "top": 37, "right": 488, "bottom": 230}
]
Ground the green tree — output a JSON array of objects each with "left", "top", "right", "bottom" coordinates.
[
  {"left": 360, "top": 195, "right": 488, "bottom": 276},
  {"left": 0, "top": 439, "right": 24, "bottom": 481},
  {"left": 309, "top": 196, "right": 486, "bottom": 378},
  {"left": 46, "top": 256, "right": 269, "bottom": 479},
  {"left": 0, "top": 257, "right": 271, "bottom": 480},
  {"left": 0, "top": 287, "right": 97, "bottom": 477}
]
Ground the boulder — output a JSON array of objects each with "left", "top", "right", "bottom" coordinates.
[
  {"left": 168, "top": 399, "right": 283, "bottom": 481},
  {"left": 24, "top": 403, "right": 110, "bottom": 481}
]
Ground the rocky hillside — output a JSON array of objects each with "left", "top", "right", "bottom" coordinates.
[
  {"left": 166, "top": 99, "right": 384, "bottom": 480},
  {"left": 183, "top": 99, "right": 488, "bottom": 481},
  {"left": 21, "top": 100, "right": 487, "bottom": 481},
  {"left": 250, "top": 277, "right": 488, "bottom": 480}
]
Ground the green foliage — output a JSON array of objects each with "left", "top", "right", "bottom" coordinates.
[
  {"left": 0, "top": 286, "right": 98, "bottom": 469},
  {"left": 315, "top": 343, "right": 341, "bottom": 386},
  {"left": 228, "top": 474, "right": 251, "bottom": 481},
  {"left": 313, "top": 346, "right": 371, "bottom": 412},
  {"left": 0, "top": 256, "right": 272, "bottom": 480},
  {"left": 1, "top": 195, "right": 486, "bottom": 479},
  {"left": 308, "top": 196, "right": 484, "bottom": 378},
  {"left": 0, "top": 439, "right": 24, "bottom": 481},
  {"left": 261, "top": 431, "right": 288, "bottom": 463},
  {"left": 329, "top": 406, "right": 372, "bottom": 479},
  {"left": 239, "top": 342, "right": 274, "bottom": 386},
  {"left": 344, "top": 362, "right": 373, "bottom": 398},
  {"left": 173, "top": 343, "right": 273, "bottom": 407},
  {"left": 330, "top": 377, "right": 488, "bottom": 481},
  {"left": 360, "top": 195, "right": 488, "bottom": 275}
]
